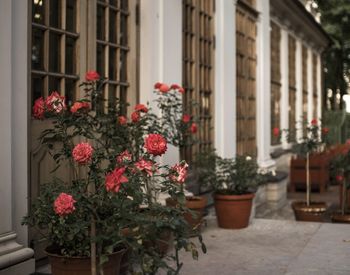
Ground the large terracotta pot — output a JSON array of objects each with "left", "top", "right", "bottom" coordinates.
[
  {"left": 331, "top": 213, "right": 350, "bottom": 224},
  {"left": 47, "top": 248, "right": 125, "bottom": 275},
  {"left": 213, "top": 193, "right": 254, "bottom": 229},
  {"left": 291, "top": 201, "right": 327, "bottom": 222}
]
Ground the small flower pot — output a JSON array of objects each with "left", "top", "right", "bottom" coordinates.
[
  {"left": 331, "top": 212, "right": 350, "bottom": 224},
  {"left": 291, "top": 201, "right": 327, "bottom": 222},
  {"left": 46, "top": 247, "right": 126, "bottom": 275},
  {"left": 213, "top": 193, "right": 254, "bottom": 229}
]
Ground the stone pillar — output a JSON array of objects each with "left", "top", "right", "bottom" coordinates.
[
  {"left": 214, "top": 0, "right": 236, "bottom": 158},
  {"left": 139, "top": 0, "right": 182, "bottom": 166},
  {"left": 280, "top": 28, "right": 289, "bottom": 149},
  {"left": 295, "top": 39, "right": 303, "bottom": 141},
  {"left": 256, "top": 0, "right": 275, "bottom": 169},
  {"left": 0, "top": 0, "right": 35, "bottom": 274},
  {"left": 307, "top": 47, "right": 313, "bottom": 122}
]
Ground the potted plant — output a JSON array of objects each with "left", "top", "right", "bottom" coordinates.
[
  {"left": 210, "top": 155, "right": 266, "bottom": 229},
  {"left": 291, "top": 119, "right": 328, "bottom": 222},
  {"left": 23, "top": 73, "right": 205, "bottom": 275}
]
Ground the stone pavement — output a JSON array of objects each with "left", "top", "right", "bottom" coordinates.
[{"left": 177, "top": 218, "right": 350, "bottom": 275}]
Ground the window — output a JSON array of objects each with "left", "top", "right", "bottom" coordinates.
[
  {"left": 182, "top": 0, "right": 214, "bottom": 162},
  {"left": 236, "top": 1, "right": 258, "bottom": 156},
  {"left": 288, "top": 36, "right": 297, "bottom": 142},
  {"left": 302, "top": 45, "right": 308, "bottom": 133},
  {"left": 270, "top": 21, "right": 281, "bottom": 145}
]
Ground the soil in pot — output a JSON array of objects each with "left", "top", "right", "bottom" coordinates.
[
  {"left": 331, "top": 212, "right": 350, "bottom": 224},
  {"left": 46, "top": 247, "right": 126, "bottom": 275},
  {"left": 291, "top": 201, "right": 327, "bottom": 222},
  {"left": 214, "top": 193, "right": 254, "bottom": 229}
]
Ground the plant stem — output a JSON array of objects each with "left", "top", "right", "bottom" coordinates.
[
  {"left": 342, "top": 180, "right": 346, "bottom": 215},
  {"left": 88, "top": 178, "right": 97, "bottom": 275},
  {"left": 306, "top": 152, "right": 310, "bottom": 207}
]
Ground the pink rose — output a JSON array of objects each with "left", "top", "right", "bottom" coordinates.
[
  {"left": 45, "top": 91, "right": 66, "bottom": 113},
  {"left": 336, "top": 175, "right": 344, "bottom": 182},
  {"left": 135, "top": 158, "right": 156, "bottom": 177},
  {"left": 154, "top": 82, "right": 162, "bottom": 89},
  {"left": 190, "top": 123, "right": 198, "bottom": 134},
  {"left": 71, "top": 101, "right": 90, "bottom": 113},
  {"left": 118, "top": 116, "right": 127, "bottom": 125},
  {"left": 170, "top": 84, "right": 181, "bottom": 90},
  {"left": 105, "top": 167, "right": 128, "bottom": 193},
  {"left": 131, "top": 111, "right": 140, "bottom": 123},
  {"left": 178, "top": 87, "right": 185, "bottom": 94},
  {"left": 54, "top": 193, "right": 76, "bottom": 216},
  {"left": 144, "top": 134, "right": 167, "bottom": 156},
  {"left": 72, "top": 142, "right": 93, "bottom": 165},
  {"left": 159, "top": 84, "right": 170, "bottom": 93},
  {"left": 134, "top": 104, "right": 148, "bottom": 113},
  {"left": 33, "top": 97, "right": 45, "bottom": 119},
  {"left": 117, "top": 150, "right": 132, "bottom": 164},
  {"left": 311, "top": 119, "right": 317, "bottom": 126},
  {"left": 182, "top": 114, "right": 191, "bottom": 123},
  {"left": 170, "top": 162, "right": 189, "bottom": 184},
  {"left": 85, "top": 71, "right": 100, "bottom": 81}
]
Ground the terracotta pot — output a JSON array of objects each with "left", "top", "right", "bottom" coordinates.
[
  {"left": 291, "top": 201, "right": 327, "bottom": 222},
  {"left": 339, "top": 183, "right": 350, "bottom": 209},
  {"left": 47, "top": 248, "right": 125, "bottom": 275},
  {"left": 331, "top": 213, "right": 350, "bottom": 224},
  {"left": 213, "top": 193, "right": 254, "bottom": 229},
  {"left": 166, "top": 196, "right": 207, "bottom": 233}
]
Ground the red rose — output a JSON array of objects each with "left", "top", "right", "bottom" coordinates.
[
  {"left": 33, "top": 97, "right": 45, "bottom": 119},
  {"left": 178, "top": 87, "right": 185, "bottom": 94},
  {"left": 54, "top": 193, "right": 76, "bottom": 216},
  {"left": 190, "top": 123, "right": 198, "bottom": 134},
  {"left": 182, "top": 114, "right": 191, "bottom": 123},
  {"left": 117, "top": 150, "right": 132, "bottom": 163},
  {"left": 170, "top": 84, "right": 181, "bottom": 90},
  {"left": 71, "top": 101, "right": 90, "bottom": 113},
  {"left": 105, "top": 167, "right": 128, "bottom": 193},
  {"left": 118, "top": 116, "right": 127, "bottom": 125},
  {"left": 170, "top": 162, "right": 188, "bottom": 184},
  {"left": 311, "top": 119, "right": 317, "bottom": 126},
  {"left": 159, "top": 84, "right": 170, "bottom": 93},
  {"left": 131, "top": 111, "right": 140, "bottom": 123},
  {"left": 72, "top": 142, "right": 93, "bottom": 165},
  {"left": 144, "top": 134, "right": 167, "bottom": 156},
  {"left": 273, "top": 127, "right": 280, "bottom": 137},
  {"left": 336, "top": 175, "right": 344, "bottom": 182},
  {"left": 135, "top": 158, "right": 156, "bottom": 177},
  {"left": 154, "top": 82, "right": 163, "bottom": 89},
  {"left": 134, "top": 104, "right": 148, "bottom": 113},
  {"left": 322, "top": 127, "right": 329, "bottom": 135},
  {"left": 45, "top": 91, "right": 66, "bottom": 113},
  {"left": 85, "top": 71, "right": 100, "bottom": 81}
]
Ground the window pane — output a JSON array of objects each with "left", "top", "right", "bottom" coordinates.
[
  {"left": 119, "top": 50, "right": 127, "bottom": 82},
  {"left": 65, "top": 79, "right": 76, "bottom": 106},
  {"left": 120, "top": 14, "right": 128, "bottom": 46},
  {"left": 65, "top": 37, "right": 76, "bottom": 75},
  {"left": 97, "top": 5, "right": 105, "bottom": 40},
  {"left": 49, "top": 0, "right": 61, "bottom": 28},
  {"left": 109, "top": 10, "right": 117, "bottom": 43},
  {"left": 31, "top": 75, "right": 44, "bottom": 106},
  {"left": 97, "top": 44, "right": 105, "bottom": 76},
  {"left": 120, "top": 0, "right": 128, "bottom": 10},
  {"left": 66, "top": 0, "right": 77, "bottom": 32},
  {"left": 109, "top": 47, "right": 117, "bottom": 80},
  {"left": 49, "top": 77, "right": 61, "bottom": 92},
  {"left": 108, "top": 85, "right": 117, "bottom": 107},
  {"left": 32, "top": 0, "right": 46, "bottom": 24},
  {"left": 32, "top": 28, "right": 45, "bottom": 70},
  {"left": 49, "top": 32, "right": 61, "bottom": 72}
]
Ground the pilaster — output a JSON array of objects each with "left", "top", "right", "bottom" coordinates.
[
  {"left": 317, "top": 54, "right": 322, "bottom": 121},
  {"left": 280, "top": 28, "right": 289, "bottom": 149},
  {"left": 307, "top": 47, "right": 313, "bottom": 122},
  {"left": 295, "top": 39, "right": 303, "bottom": 141}
]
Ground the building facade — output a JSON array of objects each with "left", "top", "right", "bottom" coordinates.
[{"left": 0, "top": 0, "right": 330, "bottom": 274}]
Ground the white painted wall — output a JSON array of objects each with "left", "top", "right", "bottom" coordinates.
[{"left": 215, "top": 0, "right": 236, "bottom": 159}]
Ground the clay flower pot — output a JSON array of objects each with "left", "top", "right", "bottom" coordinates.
[
  {"left": 291, "top": 201, "right": 327, "bottom": 222},
  {"left": 213, "top": 193, "right": 254, "bottom": 229},
  {"left": 331, "top": 212, "right": 350, "bottom": 224},
  {"left": 46, "top": 247, "right": 126, "bottom": 275}
]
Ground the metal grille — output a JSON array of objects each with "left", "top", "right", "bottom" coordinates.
[
  {"left": 270, "top": 22, "right": 281, "bottom": 145},
  {"left": 31, "top": 0, "right": 79, "bottom": 107},
  {"left": 96, "top": 0, "right": 130, "bottom": 112},
  {"left": 288, "top": 36, "right": 297, "bottom": 142},
  {"left": 302, "top": 45, "right": 308, "bottom": 133},
  {"left": 236, "top": 2, "right": 257, "bottom": 156},
  {"left": 312, "top": 53, "right": 318, "bottom": 119},
  {"left": 182, "top": 0, "right": 214, "bottom": 162}
]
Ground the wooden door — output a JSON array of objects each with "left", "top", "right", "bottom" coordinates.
[{"left": 29, "top": 0, "right": 139, "bottom": 260}]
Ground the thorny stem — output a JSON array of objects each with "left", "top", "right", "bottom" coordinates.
[{"left": 306, "top": 152, "right": 310, "bottom": 207}]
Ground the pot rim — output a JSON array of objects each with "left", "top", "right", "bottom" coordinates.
[
  {"left": 45, "top": 247, "right": 126, "bottom": 259},
  {"left": 291, "top": 201, "right": 327, "bottom": 212},
  {"left": 213, "top": 192, "right": 255, "bottom": 201}
]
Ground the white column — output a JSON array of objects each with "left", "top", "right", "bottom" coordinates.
[
  {"left": 317, "top": 54, "right": 322, "bottom": 121},
  {"left": 295, "top": 39, "right": 303, "bottom": 141},
  {"left": 214, "top": 0, "right": 236, "bottom": 158},
  {"left": 307, "top": 47, "right": 313, "bottom": 122},
  {"left": 256, "top": 0, "right": 275, "bottom": 169},
  {"left": 139, "top": 0, "right": 182, "bottom": 166},
  {"left": 280, "top": 28, "right": 289, "bottom": 149},
  {"left": 0, "top": 0, "right": 34, "bottom": 274}
]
